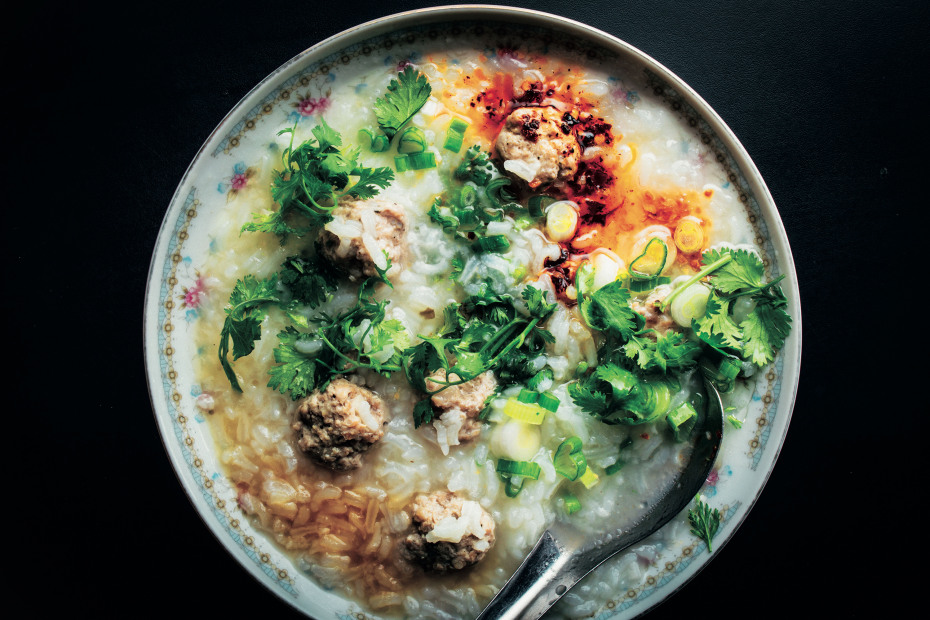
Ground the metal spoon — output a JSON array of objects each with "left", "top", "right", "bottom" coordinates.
[{"left": 477, "top": 377, "right": 724, "bottom": 620}]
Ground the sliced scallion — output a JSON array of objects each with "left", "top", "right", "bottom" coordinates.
[
  {"left": 578, "top": 467, "right": 600, "bottom": 489},
  {"left": 394, "top": 155, "right": 410, "bottom": 172},
  {"left": 444, "top": 130, "right": 464, "bottom": 152},
  {"left": 496, "top": 458, "right": 542, "bottom": 479},
  {"left": 628, "top": 276, "right": 671, "bottom": 292},
  {"left": 502, "top": 475, "right": 528, "bottom": 497},
  {"left": 553, "top": 437, "right": 587, "bottom": 481},
  {"left": 443, "top": 118, "right": 469, "bottom": 152},
  {"left": 502, "top": 397, "right": 545, "bottom": 424},
  {"left": 370, "top": 133, "right": 390, "bottom": 153},
  {"left": 667, "top": 401, "right": 698, "bottom": 443},
  {"left": 562, "top": 491, "right": 582, "bottom": 515},
  {"left": 536, "top": 391, "right": 560, "bottom": 412},
  {"left": 357, "top": 128, "right": 375, "bottom": 149},
  {"left": 517, "top": 389, "right": 538, "bottom": 404},
  {"left": 486, "top": 177, "right": 514, "bottom": 209},
  {"left": 459, "top": 184, "right": 479, "bottom": 208},
  {"left": 398, "top": 126, "right": 428, "bottom": 154},
  {"left": 407, "top": 151, "right": 436, "bottom": 170},
  {"left": 605, "top": 459, "right": 626, "bottom": 476},
  {"left": 528, "top": 195, "right": 556, "bottom": 218},
  {"left": 448, "top": 117, "right": 470, "bottom": 133}
]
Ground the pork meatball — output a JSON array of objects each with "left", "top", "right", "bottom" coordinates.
[
  {"left": 318, "top": 198, "right": 407, "bottom": 277},
  {"left": 631, "top": 284, "right": 677, "bottom": 337},
  {"left": 400, "top": 491, "right": 496, "bottom": 572},
  {"left": 495, "top": 106, "right": 580, "bottom": 188},
  {"left": 425, "top": 369, "right": 496, "bottom": 443},
  {"left": 292, "top": 378, "right": 386, "bottom": 471}
]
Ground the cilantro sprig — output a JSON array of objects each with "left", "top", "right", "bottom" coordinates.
[
  {"left": 242, "top": 120, "right": 393, "bottom": 241},
  {"left": 427, "top": 145, "right": 526, "bottom": 253},
  {"left": 684, "top": 248, "right": 792, "bottom": 367},
  {"left": 268, "top": 272, "right": 409, "bottom": 399},
  {"left": 688, "top": 497, "right": 722, "bottom": 552},
  {"left": 403, "top": 285, "right": 557, "bottom": 427},
  {"left": 374, "top": 66, "right": 432, "bottom": 140},
  {"left": 217, "top": 253, "right": 399, "bottom": 398},
  {"left": 218, "top": 275, "right": 281, "bottom": 392}
]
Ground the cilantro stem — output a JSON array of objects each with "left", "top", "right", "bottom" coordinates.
[
  {"left": 660, "top": 254, "right": 733, "bottom": 312},
  {"left": 318, "top": 332, "right": 401, "bottom": 374},
  {"left": 478, "top": 320, "right": 522, "bottom": 358},
  {"left": 719, "top": 274, "right": 786, "bottom": 302},
  {"left": 485, "top": 317, "right": 542, "bottom": 369}
]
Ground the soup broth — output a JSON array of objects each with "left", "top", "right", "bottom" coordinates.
[{"left": 191, "top": 38, "right": 773, "bottom": 619}]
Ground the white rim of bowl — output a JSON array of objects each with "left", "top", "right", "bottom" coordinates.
[{"left": 144, "top": 5, "right": 803, "bottom": 619}]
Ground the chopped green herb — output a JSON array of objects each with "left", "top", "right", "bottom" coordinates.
[
  {"left": 562, "top": 491, "right": 582, "bottom": 514},
  {"left": 688, "top": 497, "right": 722, "bottom": 552},
  {"left": 374, "top": 66, "right": 432, "bottom": 139},
  {"left": 218, "top": 275, "right": 280, "bottom": 392},
  {"left": 242, "top": 120, "right": 393, "bottom": 241},
  {"left": 398, "top": 126, "right": 428, "bottom": 153},
  {"left": 726, "top": 414, "right": 743, "bottom": 429},
  {"left": 268, "top": 271, "right": 409, "bottom": 400},
  {"left": 402, "top": 285, "right": 557, "bottom": 419}
]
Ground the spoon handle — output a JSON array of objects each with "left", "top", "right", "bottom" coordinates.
[{"left": 475, "top": 526, "right": 585, "bottom": 620}]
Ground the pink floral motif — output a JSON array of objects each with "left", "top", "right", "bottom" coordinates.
[
  {"left": 218, "top": 162, "right": 254, "bottom": 200},
  {"left": 181, "top": 276, "right": 208, "bottom": 309},
  {"left": 294, "top": 91, "right": 331, "bottom": 117},
  {"left": 230, "top": 172, "right": 249, "bottom": 190},
  {"left": 705, "top": 468, "right": 720, "bottom": 488},
  {"left": 611, "top": 85, "right": 640, "bottom": 105}
]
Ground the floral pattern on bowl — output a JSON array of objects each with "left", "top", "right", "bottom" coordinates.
[{"left": 144, "top": 7, "right": 801, "bottom": 619}]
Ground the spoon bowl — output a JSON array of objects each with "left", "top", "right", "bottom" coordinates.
[{"left": 477, "top": 377, "right": 725, "bottom": 620}]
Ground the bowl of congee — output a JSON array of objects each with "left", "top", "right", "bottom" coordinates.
[{"left": 144, "top": 5, "right": 801, "bottom": 619}]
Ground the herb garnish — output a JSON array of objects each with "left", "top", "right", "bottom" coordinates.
[
  {"left": 374, "top": 66, "right": 432, "bottom": 140},
  {"left": 403, "top": 285, "right": 557, "bottom": 427},
  {"left": 242, "top": 120, "right": 393, "bottom": 241},
  {"left": 688, "top": 497, "right": 722, "bottom": 552},
  {"left": 685, "top": 248, "right": 792, "bottom": 367},
  {"left": 218, "top": 275, "right": 281, "bottom": 392},
  {"left": 268, "top": 271, "right": 410, "bottom": 400}
]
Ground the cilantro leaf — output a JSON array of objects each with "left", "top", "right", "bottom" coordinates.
[
  {"left": 626, "top": 331, "right": 702, "bottom": 373},
  {"left": 579, "top": 279, "right": 641, "bottom": 340},
  {"left": 522, "top": 284, "right": 557, "bottom": 319},
  {"left": 740, "top": 291, "right": 792, "bottom": 366},
  {"left": 427, "top": 200, "right": 460, "bottom": 234},
  {"left": 242, "top": 119, "right": 393, "bottom": 242},
  {"left": 702, "top": 247, "right": 764, "bottom": 294},
  {"left": 278, "top": 254, "right": 339, "bottom": 309},
  {"left": 592, "top": 363, "right": 638, "bottom": 400},
  {"left": 374, "top": 66, "right": 432, "bottom": 139},
  {"left": 341, "top": 165, "right": 395, "bottom": 201},
  {"left": 413, "top": 399, "right": 436, "bottom": 428},
  {"left": 454, "top": 145, "right": 496, "bottom": 186},
  {"left": 693, "top": 291, "right": 742, "bottom": 349},
  {"left": 218, "top": 275, "right": 280, "bottom": 392},
  {"left": 688, "top": 498, "right": 722, "bottom": 552},
  {"left": 567, "top": 380, "right": 609, "bottom": 415},
  {"left": 267, "top": 327, "right": 319, "bottom": 399}
]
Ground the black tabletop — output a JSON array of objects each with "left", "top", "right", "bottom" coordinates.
[{"left": 12, "top": 0, "right": 922, "bottom": 617}]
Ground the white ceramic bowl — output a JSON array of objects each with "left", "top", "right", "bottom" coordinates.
[{"left": 144, "top": 5, "right": 801, "bottom": 619}]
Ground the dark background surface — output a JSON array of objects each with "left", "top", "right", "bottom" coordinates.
[{"left": 10, "top": 0, "right": 923, "bottom": 617}]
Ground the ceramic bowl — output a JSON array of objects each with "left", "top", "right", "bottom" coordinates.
[{"left": 144, "top": 5, "right": 801, "bottom": 618}]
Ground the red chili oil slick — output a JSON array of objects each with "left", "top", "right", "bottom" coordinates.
[{"left": 444, "top": 51, "right": 713, "bottom": 283}]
